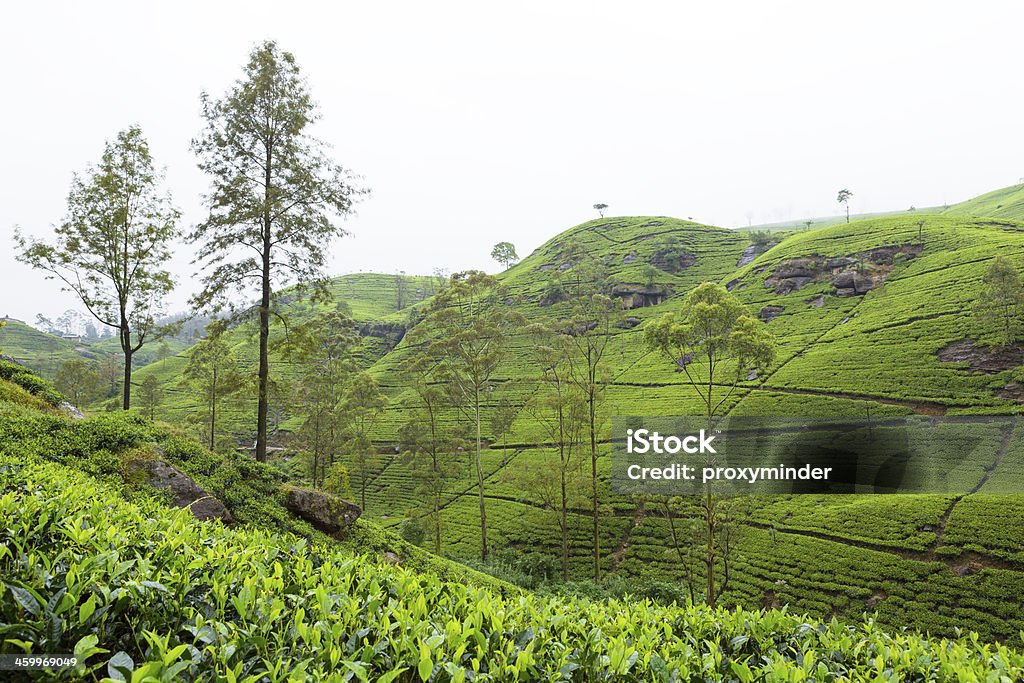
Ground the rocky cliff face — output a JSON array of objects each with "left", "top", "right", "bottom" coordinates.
[{"left": 763, "top": 244, "right": 923, "bottom": 296}]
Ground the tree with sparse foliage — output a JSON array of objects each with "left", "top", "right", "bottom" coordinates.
[
  {"left": 395, "top": 271, "right": 409, "bottom": 310},
  {"left": 340, "top": 372, "right": 388, "bottom": 512},
  {"left": 489, "top": 395, "right": 518, "bottom": 466},
  {"left": 55, "top": 358, "right": 102, "bottom": 407},
  {"left": 278, "top": 309, "right": 360, "bottom": 487},
  {"left": 557, "top": 242, "right": 622, "bottom": 582},
  {"left": 528, "top": 330, "right": 586, "bottom": 581},
  {"left": 400, "top": 346, "right": 466, "bottom": 554},
  {"left": 188, "top": 41, "right": 368, "bottom": 462},
  {"left": 409, "top": 271, "right": 524, "bottom": 561},
  {"left": 837, "top": 189, "right": 853, "bottom": 224},
  {"left": 645, "top": 282, "right": 775, "bottom": 606},
  {"left": 593, "top": 203, "right": 608, "bottom": 218},
  {"left": 182, "top": 322, "right": 247, "bottom": 450},
  {"left": 137, "top": 374, "right": 164, "bottom": 423},
  {"left": 490, "top": 242, "right": 519, "bottom": 270},
  {"left": 974, "top": 255, "right": 1024, "bottom": 348},
  {"left": 100, "top": 355, "right": 122, "bottom": 398},
  {"left": 15, "top": 126, "right": 180, "bottom": 410}
]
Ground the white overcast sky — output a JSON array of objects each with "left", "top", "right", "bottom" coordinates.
[{"left": 2, "top": 1, "right": 1023, "bottom": 324}]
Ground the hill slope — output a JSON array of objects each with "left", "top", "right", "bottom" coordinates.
[
  {"left": 57, "top": 212, "right": 1024, "bottom": 642},
  {"left": 943, "top": 183, "right": 1024, "bottom": 222},
  {"left": 350, "top": 214, "right": 1024, "bottom": 640}
]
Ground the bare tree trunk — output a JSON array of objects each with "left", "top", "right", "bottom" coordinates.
[
  {"left": 476, "top": 388, "right": 488, "bottom": 561},
  {"left": 256, "top": 145, "right": 273, "bottom": 463},
  {"left": 590, "top": 387, "right": 600, "bottom": 582},
  {"left": 121, "top": 345, "right": 133, "bottom": 410}
]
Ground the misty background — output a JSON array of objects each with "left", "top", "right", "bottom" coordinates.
[{"left": 3, "top": 0, "right": 1022, "bottom": 324}]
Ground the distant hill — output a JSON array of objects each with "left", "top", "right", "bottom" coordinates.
[
  {"left": 743, "top": 206, "right": 942, "bottom": 233},
  {"left": 743, "top": 182, "right": 1024, "bottom": 233},
  {"left": 942, "top": 183, "right": 1024, "bottom": 221}
]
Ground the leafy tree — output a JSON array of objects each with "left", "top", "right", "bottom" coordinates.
[
  {"left": 54, "top": 358, "right": 102, "bottom": 407},
  {"left": 100, "top": 355, "right": 123, "bottom": 398},
  {"left": 182, "top": 322, "right": 247, "bottom": 450},
  {"left": 340, "top": 372, "right": 388, "bottom": 512},
  {"left": 644, "top": 282, "right": 775, "bottom": 606},
  {"left": 645, "top": 282, "right": 775, "bottom": 420},
  {"left": 322, "top": 462, "right": 354, "bottom": 500},
  {"left": 559, "top": 242, "right": 622, "bottom": 582},
  {"left": 528, "top": 333, "right": 586, "bottom": 581},
  {"left": 278, "top": 309, "right": 360, "bottom": 487},
  {"left": 395, "top": 270, "right": 409, "bottom": 310},
  {"left": 409, "top": 271, "right": 524, "bottom": 561},
  {"left": 489, "top": 395, "right": 517, "bottom": 466},
  {"left": 156, "top": 341, "right": 172, "bottom": 367},
  {"left": 593, "top": 203, "right": 608, "bottom": 218},
  {"left": 974, "top": 255, "right": 1024, "bottom": 347},
  {"left": 15, "top": 126, "right": 180, "bottom": 409},
  {"left": 400, "top": 349, "right": 465, "bottom": 554},
  {"left": 490, "top": 242, "right": 519, "bottom": 270},
  {"left": 188, "top": 41, "right": 368, "bottom": 462},
  {"left": 137, "top": 374, "right": 164, "bottom": 423},
  {"left": 837, "top": 189, "right": 853, "bottom": 224},
  {"left": 641, "top": 264, "right": 660, "bottom": 288}
]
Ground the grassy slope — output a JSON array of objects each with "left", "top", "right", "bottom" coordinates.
[
  {"left": 0, "top": 320, "right": 94, "bottom": 375},
  {"left": 0, "top": 319, "right": 188, "bottom": 381}
]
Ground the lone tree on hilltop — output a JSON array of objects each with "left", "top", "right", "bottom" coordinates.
[
  {"left": 490, "top": 242, "right": 519, "bottom": 271},
  {"left": 188, "top": 41, "right": 368, "bottom": 462},
  {"left": 837, "top": 189, "right": 853, "bottom": 224},
  {"left": 974, "top": 255, "right": 1024, "bottom": 348},
  {"left": 16, "top": 126, "right": 180, "bottom": 410},
  {"left": 593, "top": 203, "right": 608, "bottom": 218},
  {"left": 645, "top": 282, "right": 775, "bottom": 606}
]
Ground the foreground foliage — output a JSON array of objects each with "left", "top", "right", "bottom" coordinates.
[{"left": 2, "top": 458, "right": 1023, "bottom": 682}]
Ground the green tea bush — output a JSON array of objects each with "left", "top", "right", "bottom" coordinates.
[
  {"left": 0, "top": 359, "right": 64, "bottom": 406},
  {"left": 2, "top": 458, "right": 1023, "bottom": 681}
]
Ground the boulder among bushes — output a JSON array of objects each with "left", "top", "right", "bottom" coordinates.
[
  {"left": 282, "top": 486, "right": 361, "bottom": 535},
  {"left": 125, "top": 456, "right": 233, "bottom": 523}
]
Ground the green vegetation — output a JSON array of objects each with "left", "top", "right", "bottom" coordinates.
[
  {"left": 944, "top": 183, "right": 1024, "bottom": 222},
  {"left": 11, "top": 180, "right": 1024, "bottom": 670},
  {"left": 3, "top": 456, "right": 1023, "bottom": 681},
  {"left": 15, "top": 126, "right": 180, "bottom": 410},
  {"left": 188, "top": 40, "right": 368, "bottom": 463}
]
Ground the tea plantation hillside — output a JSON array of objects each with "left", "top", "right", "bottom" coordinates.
[
  {"left": 943, "top": 183, "right": 1024, "bottom": 222},
  {"left": 337, "top": 214, "right": 1024, "bottom": 641},
  {"left": 124, "top": 272, "right": 436, "bottom": 438},
  {"left": 0, "top": 319, "right": 105, "bottom": 376},
  {"left": 35, "top": 212, "right": 1024, "bottom": 642},
  {"left": 2, "top": 368, "right": 1023, "bottom": 680}
]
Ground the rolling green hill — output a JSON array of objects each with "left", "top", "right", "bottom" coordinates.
[
  {"left": 0, "top": 319, "right": 97, "bottom": 375},
  {"left": 17, "top": 211, "right": 1024, "bottom": 643},
  {"left": 943, "top": 183, "right": 1024, "bottom": 222},
  {"left": 743, "top": 206, "right": 942, "bottom": 233},
  {"left": 353, "top": 214, "right": 1024, "bottom": 641}
]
